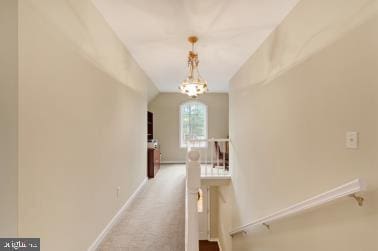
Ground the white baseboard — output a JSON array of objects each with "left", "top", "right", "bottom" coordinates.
[
  {"left": 160, "top": 161, "right": 213, "bottom": 164},
  {"left": 87, "top": 177, "right": 148, "bottom": 251},
  {"left": 161, "top": 160, "right": 185, "bottom": 164},
  {"left": 209, "top": 238, "right": 223, "bottom": 251}
]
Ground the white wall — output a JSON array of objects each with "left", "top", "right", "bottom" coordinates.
[
  {"left": 0, "top": 0, "right": 18, "bottom": 237},
  {"left": 148, "top": 93, "right": 229, "bottom": 162},
  {"left": 218, "top": 0, "right": 378, "bottom": 250},
  {"left": 18, "top": 1, "right": 158, "bottom": 250}
]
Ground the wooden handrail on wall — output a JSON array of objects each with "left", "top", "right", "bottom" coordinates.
[{"left": 229, "top": 178, "right": 366, "bottom": 237}]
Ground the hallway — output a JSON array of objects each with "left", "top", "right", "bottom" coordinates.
[
  {"left": 2, "top": 1, "right": 378, "bottom": 250},
  {"left": 98, "top": 165, "right": 186, "bottom": 251}
]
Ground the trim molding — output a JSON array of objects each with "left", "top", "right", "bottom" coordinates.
[
  {"left": 87, "top": 177, "right": 148, "bottom": 251},
  {"left": 161, "top": 160, "right": 185, "bottom": 164},
  {"left": 161, "top": 161, "right": 214, "bottom": 164},
  {"left": 209, "top": 238, "right": 223, "bottom": 251}
]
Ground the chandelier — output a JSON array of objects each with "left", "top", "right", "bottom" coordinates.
[{"left": 179, "top": 36, "right": 208, "bottom": 98}]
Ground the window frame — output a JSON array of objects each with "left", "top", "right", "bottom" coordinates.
[{"left": 179, "top": 101, "right": 208, "bottom": 148}]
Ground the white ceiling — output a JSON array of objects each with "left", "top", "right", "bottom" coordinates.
[{"left": 93, "top": 0, "right": 299, "bottom": 92}]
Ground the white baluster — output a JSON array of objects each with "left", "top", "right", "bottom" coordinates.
[
  {"left": 222, "top": 142, "right": 226, "bottom": 176},
  {"left": 210, "top": 141, "right": 214, "bottom": 176}
]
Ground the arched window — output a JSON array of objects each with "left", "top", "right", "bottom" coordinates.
[{"left": 180, "top": 101, "right": 208, "bottom": 148}]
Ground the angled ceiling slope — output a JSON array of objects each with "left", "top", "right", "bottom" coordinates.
[{"left": 93, "top": 0, "right": 299, "bottom": 92}]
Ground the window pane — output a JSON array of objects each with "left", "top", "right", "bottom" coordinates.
[{"left": 180, "top": 102, "right": 207, "bottom": 147}]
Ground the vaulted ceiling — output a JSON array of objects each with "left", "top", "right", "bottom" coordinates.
[{"left": 93, "top": 0, "right": 299, "bottom": 92}]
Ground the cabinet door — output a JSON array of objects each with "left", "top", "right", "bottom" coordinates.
[{"left": 147, "top": 149, "right": 154, "bottom": 178}]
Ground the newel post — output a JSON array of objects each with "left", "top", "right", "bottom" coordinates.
[{"left": 185, "top": 150, "right": 201, "bottom": 251}]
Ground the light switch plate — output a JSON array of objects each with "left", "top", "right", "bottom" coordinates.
[{"left": 346, "top": 131, "right": 358, "bottom": 149}]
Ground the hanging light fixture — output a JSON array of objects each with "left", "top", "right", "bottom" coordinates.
[{"left": 179, "top": 36, "right": 208, "bottom": 98}]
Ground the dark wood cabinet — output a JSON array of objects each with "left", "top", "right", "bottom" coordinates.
[
  {"left": 147, "top": 148, "right": 160, "bottom": 178},
  {"left": 147, "top": 111, "right": 159, "bottom": 178},
  {"left": 147, "top": 111, "right": 153, "bottom": 141}
]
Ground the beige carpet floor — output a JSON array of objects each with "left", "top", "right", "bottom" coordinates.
[{"left": 97, "top": 164, "right": 186, "bottom": 251}]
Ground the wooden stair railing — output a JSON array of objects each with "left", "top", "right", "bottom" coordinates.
[{"left": 214, "top": 141, "right": 229, "bottom": 171}]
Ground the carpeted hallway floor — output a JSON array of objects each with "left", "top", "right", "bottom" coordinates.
[{"left": 97, "top": 164, "right": 186, "bottom": 251}]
